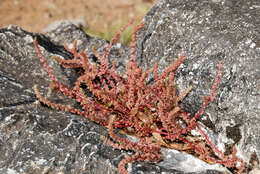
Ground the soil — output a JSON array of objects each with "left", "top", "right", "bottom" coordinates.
[{"left": 0, "top": 0, "right": 155, "bottom": 35}]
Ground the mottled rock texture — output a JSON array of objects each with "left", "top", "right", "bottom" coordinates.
[
  {"left": 0, "top": 0, "right": 259, "bottom": 173},
  {"left": 134, "top": 0, "right": 260, "bottom": 171}
]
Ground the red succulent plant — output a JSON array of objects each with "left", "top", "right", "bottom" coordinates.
[{"left": 33, "top": 20, "right": 245, "bottom": 174}]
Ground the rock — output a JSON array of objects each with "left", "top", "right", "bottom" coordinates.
[
  {"left": 0, "top": 0, "right": 259, "bottom": 173},
  {"left": 0, "top": 20, "right": 226, "bottom": 174},
  {"left": 0, "top": 22, "right": 226, "bottom": 174},
  {"left": 0, "top": 25, "right": 119, "bottom": 174},
  {"left": 135, "top": 0, "right": 260, "bottom": 172}
]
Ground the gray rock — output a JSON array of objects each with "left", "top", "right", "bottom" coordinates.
[
  {"left": 134, "top": 0, "right": 260, "bottom": 171},
  {"left": 0, "top": 23, "right": 225, "bottom": 174},
  {"left": 0, "top": 0, "right": 259, "bottom": 173}
]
